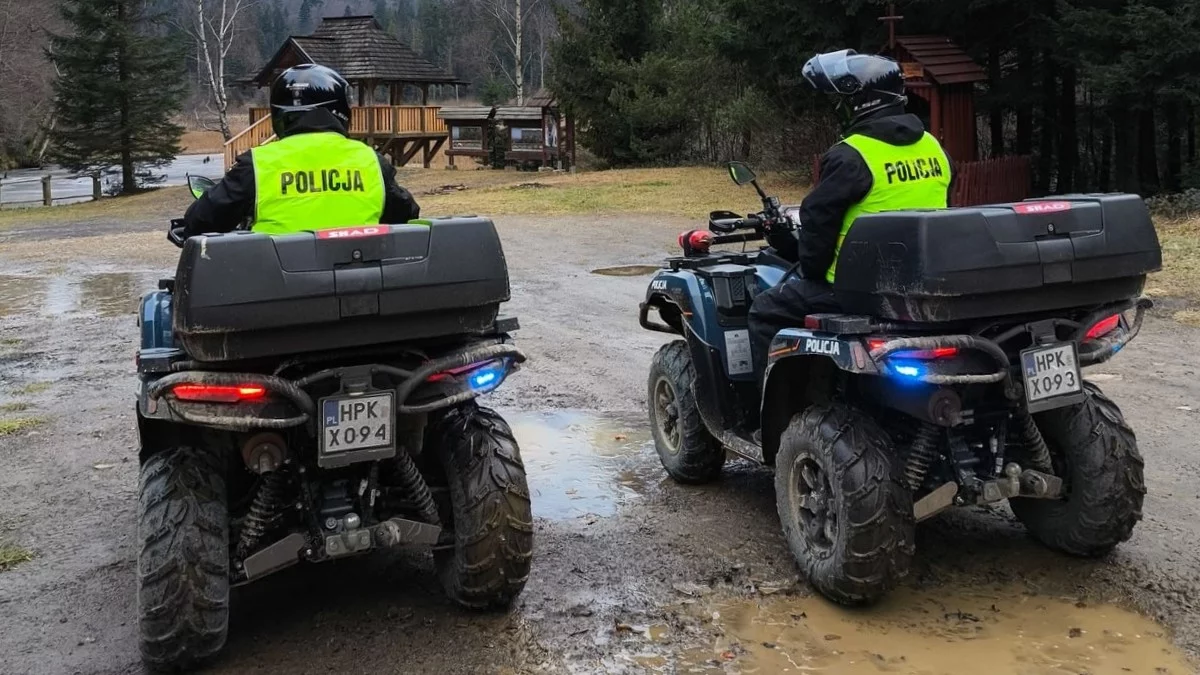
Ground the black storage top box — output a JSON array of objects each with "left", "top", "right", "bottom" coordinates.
[
  {"left": 832, "top": 194, "right": 1162, "bottom": 323},
  {"left": 173, "top": 217, "right": 510, "bottom": 362}
]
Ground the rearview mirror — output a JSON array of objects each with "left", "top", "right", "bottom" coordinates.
[
  {"left": 728, "top": 162, "right": 757, "bottom": 186},
  {"left": 187, "top": 174, "right": 217, "bottom": 200}
]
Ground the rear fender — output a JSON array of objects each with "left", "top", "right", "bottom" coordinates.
[
  {"left": 759, "top": 328, "right": 878, "bottom": 465},
  {"left": 139, "top": 290, "right": 174, "bottom": 350}
]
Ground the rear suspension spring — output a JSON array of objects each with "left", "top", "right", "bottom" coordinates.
[
  {"left": 392, "top": 450, "right": 441, "bottom": 526},
  {"left": 904, "top": 424, "right": 941, "bottom": 491},
  {"left": 238, "top": 470, "right": 288, "bottom": 557},
  {"left": 1014, "top": 411, "right": 1053, "bottom": 473}
]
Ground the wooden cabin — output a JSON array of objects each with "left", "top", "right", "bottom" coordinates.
[
  {"left": 883, "top": 34, "right": 1031, "bottom": 205},
  {"left": 226, "top": 16, "right": 466, "bottom": 170},
  {"left": 494, "top": 92, "right": 575, "bottom": 169},
  {"left": 437, "top": 107, "right": 496, "bottom": 168}
]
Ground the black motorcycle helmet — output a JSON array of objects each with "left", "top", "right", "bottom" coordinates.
[
  {"left": 269, "top": 64, "right": 352, "bottom": 138},
  {"left": 802, "top": 49, "right": 907, "bottom": 127}
]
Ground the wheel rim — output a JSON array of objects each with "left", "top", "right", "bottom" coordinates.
[
  {"left": 652, "top": 376, "right": 682, "bottom": 455},
  {"left": 792, "top": 456, "right": 837, "bottom": 550}
]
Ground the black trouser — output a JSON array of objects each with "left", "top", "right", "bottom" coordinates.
[{"left": 748, "top": 277, "right": 841, "bottom": 384}]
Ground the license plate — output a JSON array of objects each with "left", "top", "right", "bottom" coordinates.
[
  {"left": 320, "top": 392, "right": 394, "bottom": 455},
  {"left": 1021, "top": 343, "right": 1083, "bottom": 409}
]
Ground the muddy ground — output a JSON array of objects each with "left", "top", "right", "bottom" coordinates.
[{"left": 0, "top": 210, "right": 1198, "bottom": 675}]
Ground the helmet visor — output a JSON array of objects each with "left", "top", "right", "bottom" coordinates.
[{"left": 802, "top": 50, "right": 864, "bottom": 95}]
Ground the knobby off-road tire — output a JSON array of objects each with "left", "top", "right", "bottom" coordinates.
[
  {"left": 1010, "top": 382, "right": 1146, "bottom": 557},
  {"left": 137, "top": 446, "right": 230, "bottom": 672},
  {"left": 648, "top": 340, "right": 725, "bottom": 484},
  {"left": 775, "top": 404, "right": 915, "bottom": 605},
  {"left": 431, "top": 404, "right": 534, "bottom": 609}
]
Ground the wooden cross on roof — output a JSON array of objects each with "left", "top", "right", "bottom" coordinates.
[{"left": 880, "top": 1, "right": 904, "bottom": 51}]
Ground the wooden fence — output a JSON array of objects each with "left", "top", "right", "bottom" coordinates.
[
  {"left": 0, "top": 173, "right": 103, "bottom": 207},
  {"left": 810, "top": 154, "right": 1033, "bottom": 207}
]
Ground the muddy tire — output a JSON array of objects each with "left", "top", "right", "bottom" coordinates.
[
  {"left": 137, "top": 446, "right": 229, "bottom": 672},
  {"left": 648, "top": 340, "right": 725, "bottom": 484},
  {"left": 1010, "top": 382, "right": 1146, "bottom": 557},
  {"left": 774, "top": 404, "right": 914, "bottom": 606},
  {"left": 431, "top": 404, "right": 534, "bottom": 609}
]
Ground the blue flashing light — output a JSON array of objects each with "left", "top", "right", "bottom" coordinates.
[
  {"left": 889, "top": 361, "right": 926, "bottom": 380},
  {"left": 468, "top": 362, "right": 508, "bottom": 392}
]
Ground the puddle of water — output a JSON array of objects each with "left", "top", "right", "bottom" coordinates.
[
  {"left": 591, "top": 265, "right": 662, "bottom": 277},
  {"left": 0, "top": 272, "right": 139, "bottom": 318},
  {"left": 0, "top": 275, "right": 46, "bottom": 317},
  {"left": 80, "top": 272, "right": 139, "bottom": 317},
  {"left": 666, "top": 586, "right": 1194, "bottom": 674},
  {"left": 507, "top": 410, "right": 657, "bottom": 520}
]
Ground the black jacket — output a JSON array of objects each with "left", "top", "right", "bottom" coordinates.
[
  {"left": 181, "top": 111, "right": 421, "bottom": 238},
  {"left": 793, "top": 113, "right": 954, "bottom": 282}
]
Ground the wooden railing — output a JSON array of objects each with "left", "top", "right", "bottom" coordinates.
[
  {"left": 247, "top": 106, "right": 447, "bottom": 137},
  {"left": 231, "top": 106, "right": 448, "bottom": 169},
  {"left": 224, "top": 114, "right": 276, "bottom": 169}
]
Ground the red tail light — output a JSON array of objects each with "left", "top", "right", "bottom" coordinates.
[
  {"left": 171, "top": 384, "right": 267, "bottom": 403},
  {"left": 868, "top": 339, "right": 959, "bottom": 360},
  {"left": 1086, "top": 314, "right": 1121, "bottom": 340}
]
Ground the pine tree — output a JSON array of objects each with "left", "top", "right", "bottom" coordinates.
[{"left": 47, "top": 0, "right": 185, "bottom": 194}]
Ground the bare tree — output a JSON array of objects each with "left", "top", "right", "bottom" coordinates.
[
  {"left": 180, "top": 0, "right": 258, "bottom": 141},
  {"left": 0, "top": 0, "right": 58, "bottom": 165},
  {"left": 476, "top": 0, "right": 545, "bottom": 105}
]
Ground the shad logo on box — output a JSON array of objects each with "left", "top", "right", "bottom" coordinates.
[
  {"left": 803, "top": 338, "right": 841, "bottom": 356},
  {"left": 316, "top": 226, "right": 392, "bottom": 240}
]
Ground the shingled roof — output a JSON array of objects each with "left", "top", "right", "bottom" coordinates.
[
  {"left": 893, "top": 36, "right": 987, "bottom": 86},
  {"left": 249, "top": 16, "right": 465, "bottom": 87}
]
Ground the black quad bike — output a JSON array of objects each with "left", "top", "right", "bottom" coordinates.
[
  {"left": 640, "top": 163, "right": 1161, "bottom": 605},
  {"left": 134, "top": 177, "right": 533, "bottom": 670}
]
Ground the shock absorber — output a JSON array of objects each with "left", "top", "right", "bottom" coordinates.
[
  {"left": 392, "top": 450, "right": 441, "bottom": 526},
  {"left": 1014, "top": 411, "right": 1054, "bottom": 473},
  {"left": 238, "top": 471, "right": 288, "bottom": 557},
  {"left": 904, "top": 423, "right": 941, "bottom": 491}
]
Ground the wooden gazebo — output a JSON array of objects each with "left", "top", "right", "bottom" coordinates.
[
  {"left": 495, "top": 91, "right": 575, "bottom": 170},
  {"left": 225, "top": 15, "right": 465, "bottom": 170}
]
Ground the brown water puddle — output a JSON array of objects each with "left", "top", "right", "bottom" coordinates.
[
  {"left": 591, "top": 265, "right": 662, "bottom": 277},
  {"left": 507, "top": 410, "right": 658, "bottom": 520},
  {"left": 0, "top": 272, "right": 139, "bottom": 318},
  {"left": 653, "top": 586, "right": 1194, "bottom": 674}
]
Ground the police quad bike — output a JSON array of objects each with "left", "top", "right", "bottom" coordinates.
[
  {"left": 133, "top": 175, "right": 533, "bottom": 670},
  {"left": 640, "top": 162, "right": 1162, "bottom": 605}
]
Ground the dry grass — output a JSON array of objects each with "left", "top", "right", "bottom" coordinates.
[
  {"left": 0, "top": 417, "right": 43, "bottom": 436},
  {"left": 13, "top": 382, "right": 51, "bottom": 396},
  {"left": 180, "top": 130, "right": 228, "bottom": 155},
  {"left": 404, "top": 166, "right": 808, "bottom": 220},
  {"left": 0, "top": 543, "right": 34, "bottom": 572},
  {"left": 1153, "top": 217, "right": 1200, "bottom": 303},
  {"left": 0, "top": 403, "right": 30, "bottom": 413}
]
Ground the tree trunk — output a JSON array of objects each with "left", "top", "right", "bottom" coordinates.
[
  {"left": 1016, "top": 48, "right": 1033, "bottom": 156},
  {"left": 1187, "top": 101, "right": 1195, "bottom": 163},
  {"left": 1035, "top": 52, "right": 1057, "bottom": 194},
  {"left": 118, "top": 0, "right": 134, "bottom": 193},
  {"left": 1099, "top": 113, "right": 1113, "bottom": 193},
  {"left": 1137, "top": 104, "right": 1160, "bottom": 196},
  {"left": 989, "top": 45, "right": 1004, "bottom": 158},
  {"left": 515, "top": 0, "right": 524, "bottom": 105},
  {"left": 1057, "top": 64, "right": 1077, "bottom": 193},
  {"left": 1165, "top": 99, "right": 1182, "bottom": 193},
  {"left": 1112, "top": 104, "right": 1136, "bottom": 193}
]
